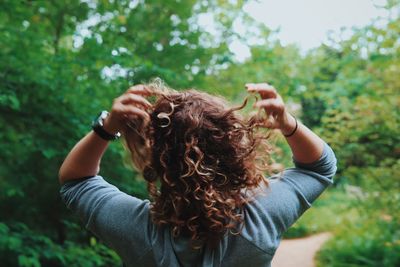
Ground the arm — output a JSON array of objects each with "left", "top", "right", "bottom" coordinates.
[
  {"left": 58, "top": 131, "right": 109, "bottom": 184},
  {"left": 58, "top": 85, "right": 152, "bottom": 184},
  {"left": 59, "top": 85, "right": 154, "bottom": 263},
  {"left": 243, "top": 142, "right": 336, "bottom": 247},
  {"left": 60, "top": 175, "right": 152, "bottom": 263},
  {"left": 245, "top": 83, "right": 337, "bottom": 236}
]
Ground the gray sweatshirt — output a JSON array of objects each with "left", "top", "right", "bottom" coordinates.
[{"left": 60, "top": 141, "right": 337, "bottom": 267}]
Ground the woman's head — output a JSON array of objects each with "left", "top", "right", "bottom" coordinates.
[{"left": 123, "top": 81, "right": 273, "bottom": 248}]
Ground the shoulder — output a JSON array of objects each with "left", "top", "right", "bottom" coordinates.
[{"left": 239, "top": 182, "right": 284, "bottom": 254}]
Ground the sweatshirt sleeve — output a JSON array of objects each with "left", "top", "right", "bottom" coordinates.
[
  {"left": 242, "top": 141, "right": 337, "bottom": 251},
  {"left": 60, "top": 176, "right": 152, "bottom": 261},
  {"left": 283, "top": 141, "right": 338, "bottom": 205}
]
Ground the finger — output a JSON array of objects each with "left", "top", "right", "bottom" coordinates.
[
  {"left": 124, "top": 105, "right": 150, "bottom": 120},
  {"left": 263, "top": 117, "right": 276, "bottom": 128},
  {"left": 246, "top": 83, "right": 277, "bottom": 99},
  {"left": 255, "top": 98, "right": 284, "bottom": 114},
  {"left": 247, "top": 84, "right": 277, "bottom": 99},
  {"left": 265, "top": 121, "right": 274, "bottom": 128},
  {"left": 245, "top": 82, "right": 274, "bottom": 89},
  {"left": 126, "top": 84, "right": 152, "bottom": 96},
  {"left": 118, "top": 93, "right": 152, "bottom": 108},
  {"left": 113, "top": 103, "right": 150, "bottom": 121}
]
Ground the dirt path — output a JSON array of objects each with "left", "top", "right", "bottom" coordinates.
[{"left": 272, "top": 232, "right": 332, "bottom": 267}]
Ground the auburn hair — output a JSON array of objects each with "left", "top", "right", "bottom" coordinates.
[{"left": 123, "top": 81, "right": 275, "bottom": 248}]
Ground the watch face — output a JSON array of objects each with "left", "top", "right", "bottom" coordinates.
[
  {"left": 99, "top": 111, "right": 109, "bottom": 126},
  {"left": 92, "top": 110, "right": 121, "bottom": 141},
  {"left": 100, "top": 110, "right": 109, "bottom": 119}
]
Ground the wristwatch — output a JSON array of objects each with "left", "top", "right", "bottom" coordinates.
[{"left": 92, "top": 110, "right": 121, "bottom": 141}]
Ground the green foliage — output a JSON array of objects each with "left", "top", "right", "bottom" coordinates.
[
  {"left": 0, "top": 222, "right": 121, "bottom": 267},
  {"left": 309, "top": 5, "right": 400, "bottom": 265},
  {"left": 0, "top": 0, "right": 260, "bottom": 265},
  {"left": 316, "top": 204, "right": 400, "bottom": 267},
  {"left": 1, "top": 0, "right": 399, "bottom": 265},
  {"left": 315, "top": 160, "right": 400, "bottom": 267}
]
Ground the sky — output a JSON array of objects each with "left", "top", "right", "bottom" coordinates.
[{"left": 230, "top": 0, "right": 390, "bottom": 60}]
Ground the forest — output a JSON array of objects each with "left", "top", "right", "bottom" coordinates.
[{"left": 0, "top": 0, "right": 399, "bottom": 266}]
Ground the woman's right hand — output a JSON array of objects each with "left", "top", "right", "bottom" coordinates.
[
  {"left": 246, "top": 82, "right": 296, "bottom": 136},
  {"left": 247, "top": 82, "right": 325, "bottom": 163},
  {"left": 103, "top": 85, "right": 153, "bottom": 135}
]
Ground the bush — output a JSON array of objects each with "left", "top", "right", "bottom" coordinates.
[
  {"left": 317, "top": 215, "right": 400, "bottom": 267},
  {"left": 0, "top": 222, "right": 121, "bottom": 267}
]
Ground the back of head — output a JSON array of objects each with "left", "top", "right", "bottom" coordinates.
[{"left": 123, "top": 83, "right": 272, "bottom": 248}]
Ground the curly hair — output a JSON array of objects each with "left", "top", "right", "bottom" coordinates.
[{"left": 123, "top": 81, "right": 275, "bottom": 248}]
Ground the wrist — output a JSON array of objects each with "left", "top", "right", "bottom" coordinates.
[
  {"left": 280, "top": 113, "right": 297, "bottom": 136},
  {"left": 92, "top": 111, "right": 121, "bottom": 141},
  {"left": 103, "top": 115, "right": 121, "bottom": 136}
]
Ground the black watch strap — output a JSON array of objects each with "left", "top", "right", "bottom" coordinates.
[
  {"left": 92, "top": 111, "right": 121, "bottom": 141},
  {"left": 92, "top": 124, "right": 120, "bottom": 141}
]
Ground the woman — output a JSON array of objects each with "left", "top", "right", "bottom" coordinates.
[{"left": 59, "top": 82, "right": 337, "bottom": 267}]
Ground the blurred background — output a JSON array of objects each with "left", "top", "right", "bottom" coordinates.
[{"left": 0, "top": 0, "right": 399, "bottom": 266}]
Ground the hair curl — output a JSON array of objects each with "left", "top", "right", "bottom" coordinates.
[{"left": 123, "top": 80, "right": 276, "bottom": 248}]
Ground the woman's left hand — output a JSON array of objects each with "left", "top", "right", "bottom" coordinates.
[
  {"left": 103, "top": 85, "right": 153, "bottom": 135},
  {"left": 246, "top": 83, "right": 296, "bottom": 136}
]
